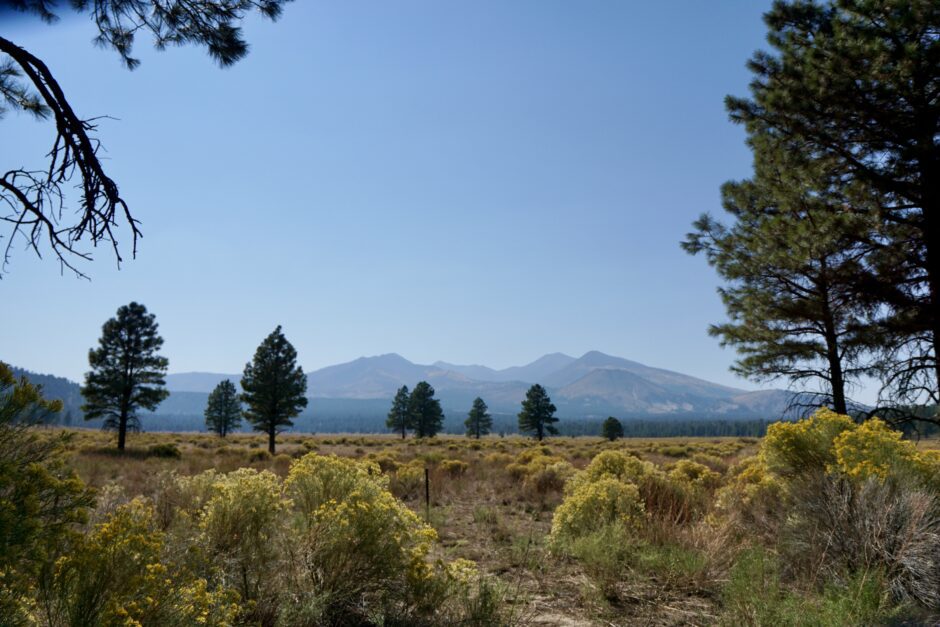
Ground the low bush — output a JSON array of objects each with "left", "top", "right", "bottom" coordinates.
[
  {"left": 440, "top": 459, "right": 469, "bottom": 477},
  {"left": 247, "top": 449, "right": 272, "bottom": 463},
  {"left": 719, "top": 408, "right": 940, "bottom": 609},
  {"left": 47, "top": 498, "right": 239, "bottom": 626},
  {"left": 550, "top": 477, "right": 644, "bottom": 542},
  {"left": 157, "top": 453, "right": 497, "bottom": 625},
  {"left": 392, "top": 459, "right": 426, "bottom": 499}
]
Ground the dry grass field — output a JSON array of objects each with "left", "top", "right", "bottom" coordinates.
[
  {"left": 22, "top": 422, "right": 940, "bottom": 626},
  {"left": 53, "top": 429, "right": 759, "bottom": 625}
]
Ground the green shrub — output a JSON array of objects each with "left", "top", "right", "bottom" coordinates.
[
  {"left": 0, "top": 364, "right": 95, "bottom": 622},
  {"left": 247, "top": 449, "right": 272, "bottom": 463},
  {"left": 147, "top": 443, "right": 182, "bottom": 459},
  {"left": 561, "top": 524, "right": 636, "bottom": 597}
]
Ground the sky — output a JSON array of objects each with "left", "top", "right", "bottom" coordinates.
[{"left": 1, "top": 1, "right": 790, "bottom": 393}]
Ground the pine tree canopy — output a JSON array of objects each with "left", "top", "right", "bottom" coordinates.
[
  {"left": 727, "top": 0, "right": 940, "bottom": 411},
  {"left": 464, "top": 397, "right": 492, "bottom": 439},
  {"left": 240, "top": 325, "right": 307, "bottom": 454},
  {"left": 409, "top": 381, "right": 444, "bottom": 438},
  {"left": 518, "top": 384, "right": 558, "bottom": 441},
  {"left": 386, "top": 385, "right": 411, "bottom": 439},
  {"left": 0, "top": 0, "right": 293, "bottom": 277},
  {"left": 205, "top": 379, "right": 242, "bottom": 437},
  {"left": 601, "top": 417, "right": 624, "bottom": 441},
  {"left": 684, "top": 139, "right": 882, "bottom": 416},
  {"left": 81, "top": 302, "right": 169, "bottom": 451}
]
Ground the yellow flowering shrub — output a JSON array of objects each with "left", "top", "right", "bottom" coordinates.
[
  {"left": 832, "top": 418, "right": 923, "bottom": 481},
  {"left": 506, "top": 449, "right": 568, "bottom": 480},
  {"left": 523, "top": 460, "right": 575, "bottom": 496},
  {"left": 444, "top": 558, "right": 480, "bottom": 586},
  {"left": 391, "top": 458, "right": 426, "bottom": 498},
  {"left": 667, "top": 459, "right": 722, "bottom": 490},
  {"left": 482, "top": 451, "right": 514, "bottom": 467},
  {"left": 285, "top": 453, "right": 383, "bottom": 514},
  {"left": 283, "top": 453, "right": 441, "bottom": 621},
  {"left": 762, "top": 408, "right": 855, "bottom": 477},
  {"left": 718, "top": 408, "right": 940, "bottom": 563},
  {"left": 160, "top": 453, "right": 486, "bottom": 624},
  {"left": 565, "top": 450, "right": 655, "bottom": 495},
  {"left": 51, "top": 498, "right": 238, "bottom": 626},
  {"left": 440, "top": 459, "right": 469, "bottom": 477},
  {"left": 742, "top": 409, "right": 939, "bottom": 490},
  {"left": 550, "top": 477, "right": 645, "bottom": 542}
]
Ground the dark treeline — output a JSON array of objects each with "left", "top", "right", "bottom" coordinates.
[
  {"left": 101, "top": 411, "right": 780, "bottom": 439},
  {"left": 558, "top": 418, "right": 775, "bottom": 438}
]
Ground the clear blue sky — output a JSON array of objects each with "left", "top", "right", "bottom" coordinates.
[{"left": 2, "top": 1, "right": 785, "bottom": 392}]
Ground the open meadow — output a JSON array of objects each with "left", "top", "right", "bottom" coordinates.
[
  {"left": 58, "top": 429, "right": 760, "bottom": 625},
  {"left": 31, "top": 425, "right": 939, "bottom": 626}
]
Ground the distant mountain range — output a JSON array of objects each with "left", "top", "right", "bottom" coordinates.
[{"left": 162, "top": 350, "right": 794, "bottom": 419}]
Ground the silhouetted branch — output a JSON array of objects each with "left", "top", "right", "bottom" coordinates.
[{"left": 0, "top": 35, "right": 136, "bottom": 277}]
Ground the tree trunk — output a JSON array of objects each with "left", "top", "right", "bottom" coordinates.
[
  {"left": 118, "top": 412, "right": 127, "bottom": 451},
  {"left": 925, "top": 206, "right": 940, "bottom": 410},
  {"left": 819, "top": 285, "right": 848, "bottom": 415},
  {"left": 268, "top": 427, "right": 276, "bottom": 455},
  {"left": 118, "top": 387, "right": 130, "bottom": 451},
  {"left": 824, "top": 332, "right": 847, "bottom": 415}
]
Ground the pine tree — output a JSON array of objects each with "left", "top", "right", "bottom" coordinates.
[
  {"left": 0, "top": 362, "right": 94, "bottom": 618},
  {"left": 727, "top": 0, "right": 940, "bottom": 414},
  {"left": 602, "top": 416, "right": 624, "bottom": 441},
  {"left": 409, "top": 381, "right": 444, "bottom": 438},
  {"left": 81, "top": 302, "right": 169, "bottom": 451},
  {"left": 205, "top": 379, "right": 242, "bottom": 437},
  {"left": 518, "top": 384, "right": 558, "bottom": 441},
  {"left": 386, "top": 385, "right": 411, "bottom": 439},
  {"left": 464, "top": 397, "right": 492, "bottom": 439},
  {"left": 684, "top": 143, "right": 880, "bottom": 415},
  {"left": 240, "top": 326, "right": 308, "bottom": 455}
]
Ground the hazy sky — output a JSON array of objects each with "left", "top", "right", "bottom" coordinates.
[{"left": 2, "top": 1, "right": 785, "bottom": 391}]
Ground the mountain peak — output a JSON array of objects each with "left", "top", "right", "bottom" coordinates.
[{"left": 358, "top": 353, "right": 413, "bottom": 365}]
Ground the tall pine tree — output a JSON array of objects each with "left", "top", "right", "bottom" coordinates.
[
  {"left": 409, "top": 381, "right": 444, "bottom": 438},
  {"left": 386, "top": 385, "right": 411, "bottom": 439},
  {"left": 727, "top": 0, "right": 940, "bottom": 415},
  {"left": 240, "top": 326, "right": 307, "bottom": 454},
  {"left": 81, "top": 302, "right": 169, "bottom": 451},
  {"left": 205, "top": 379, "right": 242, "bottom": 437},
  {"left": 464, "top": 397, "right": 492, "bottom": 439},
  {"left": 684, "top": 143, "right": 880, "bottom": 415},
  {"left": 518, "top": 384, "right": 558, "bottom": 441}
]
